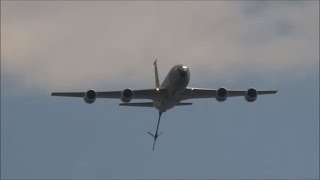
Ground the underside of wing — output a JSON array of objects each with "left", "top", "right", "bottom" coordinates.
[
  {"left": 51, "top": 88, "right": 167, "bottom": 103},
  {"left": 180, "top": 88, "right": 216, "bottom": 100},
  {"left": 98, "top": 88, "right": 166, "bottom": 100},
  {"left": 51, "top": 92, "right": 85, "bottom": 97},
  {"left": 180, "top": 87, "right": 277, "bottom": 101}
]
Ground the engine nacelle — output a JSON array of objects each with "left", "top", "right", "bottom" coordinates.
[
  {"left": 245, "top": 88, "right": 257, "bottom": 102},
  {"left": 84, "top": 89, "right": 97, "bottom": 104},
  {"left": 216, "top": 88, "right": 228, "bottom": 102},
  {"left": 121, "top": 88, "right": 133, "bottom": 103}
]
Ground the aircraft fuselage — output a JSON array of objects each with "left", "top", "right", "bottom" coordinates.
[{"left": 153, "top": 65, "right": 190, "bottom": 112}]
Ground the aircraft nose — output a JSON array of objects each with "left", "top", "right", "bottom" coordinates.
[{"left": 179, "top": 66, "right": 188, "bottom": 77}]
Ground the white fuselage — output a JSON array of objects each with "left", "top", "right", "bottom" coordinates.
[{"left": 153, "top": 65, "right": 190, "bottom": 112}]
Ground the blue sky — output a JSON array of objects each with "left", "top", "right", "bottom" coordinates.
[{"left": 1, "top": 1, "right": 319, "bottom": 179}]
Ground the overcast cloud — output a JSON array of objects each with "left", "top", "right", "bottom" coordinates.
[
  {"left": 1, "top": 1, "right": 319, "bottom": 179},
  {"left": 2, "top": 1, "right": 318, "bottom": 91}
]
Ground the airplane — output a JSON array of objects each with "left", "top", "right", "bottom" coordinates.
[{"left": 51, "top": 60, "right": 277, "bottom": 150}]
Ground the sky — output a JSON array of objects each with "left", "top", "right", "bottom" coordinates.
[{"left": 1, "top": 1, "right": 319, "bottom": 179}]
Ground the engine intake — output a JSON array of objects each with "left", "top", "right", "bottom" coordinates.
[
  {"left": 121, "top": 88, "right": 133, "bottom": 102},
  {"left": 84, "top": 89, "right": 97, "bottom": 104},
  {"left": 216, "top": 88, "right": 228, "bottom": 102},
  {"left": 245, "top": 88, "right": 257, "bottom": 102}
]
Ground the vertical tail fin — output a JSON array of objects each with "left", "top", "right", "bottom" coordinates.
[{"left": 154, "top": 59, "right": 160, "bottom": 88}]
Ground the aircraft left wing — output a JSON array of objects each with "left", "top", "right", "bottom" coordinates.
[
  {"left": 51, "top": 88, "right": 166, "bottom": 100},
  {"left": 180, "top": 87, "right": 277, "bottom": 101}
]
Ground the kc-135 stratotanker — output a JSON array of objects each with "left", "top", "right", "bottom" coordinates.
[{"left": 52, "top": 60, "right": 277, "bottom": 150}]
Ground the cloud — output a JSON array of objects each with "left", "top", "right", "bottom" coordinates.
[{"left": 1, "top": 1, "right": 319, "bottom": 91}]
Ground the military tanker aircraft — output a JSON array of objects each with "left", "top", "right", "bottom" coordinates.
[{"left": 52, "top": 60, "right": 277, "bottom": 150}]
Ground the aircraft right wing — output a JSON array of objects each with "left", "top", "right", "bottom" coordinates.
[
  {"left": 96, "top": 89, "right": 164, "bottom": 99},
  {"left": 51, "top": 88, "right": 167, "bottom": 100}
]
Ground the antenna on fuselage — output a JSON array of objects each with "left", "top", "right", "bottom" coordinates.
[{"left": 154, "top": 58, "right": 160, "bottom": 88}]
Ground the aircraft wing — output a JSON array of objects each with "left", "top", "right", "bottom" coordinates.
[
  {"left": 180, "top": 87, "right": 277, "bottom": 100},
  {"left": 51, "top": 88, "right": 166, "bottom": 100}
]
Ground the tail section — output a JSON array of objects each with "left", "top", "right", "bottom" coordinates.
[{"left": 154, "top": 59, "right": 160, "bottom": 88}]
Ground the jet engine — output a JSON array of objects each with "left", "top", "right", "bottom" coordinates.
[
  {"left": 245, "top": 88, "right": 257, "bottom": 102},
  {"left": 121, "top": 88, "right": 133, "bottom": 103},
  {"left": 84, "top": 89, "right": 97, "bottom": 104},
  {"left": 216, "top": 88, "right": 228, "bottom": 102}
]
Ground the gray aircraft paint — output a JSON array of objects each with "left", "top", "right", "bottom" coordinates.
[
  {"left": 51, "top": 61, "right": 277, "bottom": 150},
  {"left": 154, "top": 65, "right": 190, "bottom": 112}
]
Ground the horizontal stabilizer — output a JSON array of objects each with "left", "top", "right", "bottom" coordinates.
[
  {"left": 119, "top": 102, "right": 154, "bottom": 107},
  {"left": 176, "top": 102, "right": 193, "bottom": 106},
  {"left": 119, "top": 102, "right": 193, "bottom": 107}
]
